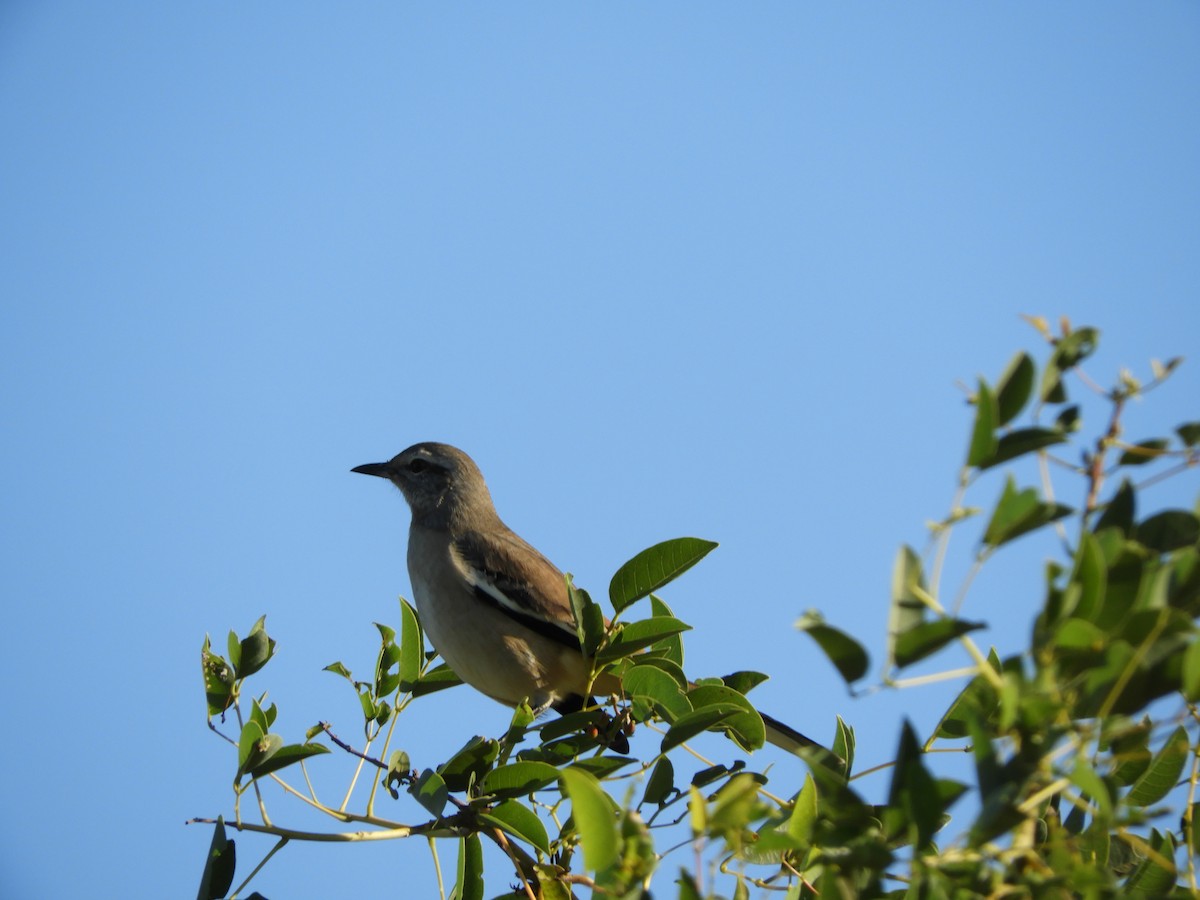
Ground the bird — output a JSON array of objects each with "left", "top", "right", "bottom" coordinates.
[{"left": 352, "top": 442, "right": 825, "bottom": 758}]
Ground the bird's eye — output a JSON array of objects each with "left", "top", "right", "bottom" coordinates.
[{"left": 407, "top": 459, "right": 429, "bottom": 474}]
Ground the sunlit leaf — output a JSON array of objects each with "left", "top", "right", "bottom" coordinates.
[
  {"left": 608, "top": 537, "right": 718, "bottom": 613},
  {"left": 567, "top": 579, "right": 605, "bottom": 658},
  {"left": 623, "top": 663, "right": 691, "bottom": 720},
  {"left": 559, "top": 769, "right": 617, "bottom": 870},
  {"left": 398, "top": 598, "right": 423, "bottom": 689},
  {"left": 1183, "top": 640, "right": 1200, "bottom": 703},
  {"left": 482, "top": 799, "right": 551, "bottom": 855},
  {"left": 249, "top": 742, "right": 330, "bottom": 780},
  {"left": 596, "top": 617, "right": 691, "bottom": 663},
  {"left": 452, "top": 834, "right": 484, "bottom": 900},
  {"left": 479, "top": 761, "right": 561, "bottom": 799},
  {"left": 1124, "top": 828, "right": 1177, "bottom": 896},
  {"left": 410, "top": 769, "right": 448, "bottom": 817}
]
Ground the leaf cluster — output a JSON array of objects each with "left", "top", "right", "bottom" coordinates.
[{"left": 194, "top": 320, "right": 1200, "bottom": 899}]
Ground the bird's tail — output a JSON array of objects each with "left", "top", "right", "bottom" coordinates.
[{"left": 762, "top": 711, "right": 845, "bottom": 770}]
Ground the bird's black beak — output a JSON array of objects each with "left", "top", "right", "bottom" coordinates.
[{"left": 351, "top": 462, "right": 392, "bottom": 478}]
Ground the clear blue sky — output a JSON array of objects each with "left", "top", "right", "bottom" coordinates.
[{"left": 2, "top": 4, "right": 1197, "bottom": 897}]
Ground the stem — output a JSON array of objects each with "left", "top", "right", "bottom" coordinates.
[
  {"left": 369, "top": 692, "right": 413, "bottom": 816},
  {"left": 187, "top": 817, "right": 417, "bottom": 842},
  {"left": 429, "top": 836, "right": 446, "bottom": 900},
  {"left": 889, "top": 666, "right": 981, "bottom": 690}
]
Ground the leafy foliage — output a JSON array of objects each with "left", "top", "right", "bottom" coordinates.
[{"left": 192, "top": 320, "right": 1200, "bottom": 898}]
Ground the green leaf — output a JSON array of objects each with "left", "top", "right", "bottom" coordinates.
[
  {"left": 608, "top": 537, "right": 718, "bottom": 613},
  {"left": 1176, "top": 422, "right": 1200, "bottom": 447},
  {"left": 322, "top": 660, "right": 353, "bottom": 681},
  {"left": 893, "top": 618, "right": 986, "bottom": 668},
  {"left": 451, "top": 834, "right": 484, "bottom": 900},
  {"left": 686, "top": 684, "right": 766, "bottom": 752},
  {"left": 248, "top": 697, "right": 272, "bottom": 734},
  {"left": 1053, "top": 617, "right": 1107, "bottom": 651},
  {"left": 934, "top": 655, "right": 1001, "bottom": 740},
  {"left": 1125, "top": 726, "right": 1189, "bottom": 807},
  {"left": 1055, "top": 403, "right": 1081, "bottom": 433},
  {"left": 978, "top": 427, "right": 1067, "bottom": 470},
  {"left": 412, "top": 662, "right": 463, "bottom": 697},
  {"left": 995, "top": 351, "right": 1035, "bottom": 427},
  {"left": 398, "top": 598, "right": 423, "bottom": 689},
  {"left": 967, "top": 378, "right": 998, "bottom": 467},
  {"left": 410, "top": 769, "right": 449, "bottom": 817},
  {"left": 1107, "top": 719, "right": 1153, "bottom": 786},
  {"left": 787, "top": 773, "right": 818, "bottom": 845},
  {"left": 235, "top": 721, "right": 283, "bottom": 784},
  {"left": 1136, "top": 510, "right": 1200, "bottom": 553},
  {"left": 437, "top": 736, "right": 500, "bottom": 792},
  {"left": 237, "top": 617, "right": 274, "bottom": 679},
  {"left": 201, "top": 637, "right": 235, "bottom": 718},
  {"left": 887, "top": 545, "right": 928, "bottom": 668},
  {"left": 1183, "top": 640, "right": 1200, "bottom": 703},
  {"left": 641, "top": 756, "right": 675, "bottom": 806},
  {"left": 567, "top": 755, "right": 637, "bottom": 779},
  {"left": 720, "top": 670, "right": 769, "bottom": 695},
  {"left": 196, "top": 817, "right": 235, "bottom": 900},
  {"left": 479, "top": 761, "right": 561, "bottom": 799},
  {"left": 982, "top": 476, "right": 1073, "bottom": 548},
  {"left": 1040, "top": 327, "right": 1099, "bottom": 402},
  {"left": 623, "top": 663, "right": 691, "bottom": 720},
  {"left": 567, "top": 579, "right": 605, "bottom": 658},
  {"left": 625, "top": 654, "right": 687, "bottom": 687},
  {"left": 796, "top": 611, "right": 870, "bottom": 683},
  {"left": 559, "top": 769, "right": 617, "bottom": 870},
  {"left": 480, "top": 799, "right": 551, "bottom": 854},
  {"left": 1124, "top": 828, "right": 1177, "bottom": 896},
  {"left": 1070, "top": 759, "right": 1113, "bottom": 822},
  {"left": 1095, "top": 478, "right": 1136, "bottom": 536},
  {"left": 648, "top": 594, "right": 685, "bottom": 666},
  {"left": 596, "top": 616, "right": 692, "bottom": 663},
  {"left": 1068, "top": 531, "right": 1107, "bottom": 623},
  {"left": 236, "top": 720, "right": 265, "bottom": 772},
  {"left": 1118, "top": 439, "right": 1170, "bottom": 466},
  {"left": 886, "top": 720, "right": 942, "bottom": 850},
  {"left": 227, "top": 630, "right": 241, "bottom": 674},
  {"left": 832, "top": 716, "right": 856, "bottom": 775},
  {"left": 249, "top": 742, "right": 330, "bottom": 780},
  {"left": 661, "top": 706, "right": 741, "bottom": 753}
]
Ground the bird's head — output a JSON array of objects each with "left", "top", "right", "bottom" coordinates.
[{"left": 352, "top": 442, "right": 494, "bottom": 526}]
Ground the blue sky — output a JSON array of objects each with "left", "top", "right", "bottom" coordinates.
[{"left": 1, "top": 4, "right": 1198, "bottom": 897}]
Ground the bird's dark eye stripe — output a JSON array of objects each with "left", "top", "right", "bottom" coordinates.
[{"left": 407, "top": 459, "right": 429, "bottom": 473}]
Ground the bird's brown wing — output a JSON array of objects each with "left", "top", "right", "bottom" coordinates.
[{"left": 452, "top": 526, "right": 583, "bottom": 652}]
